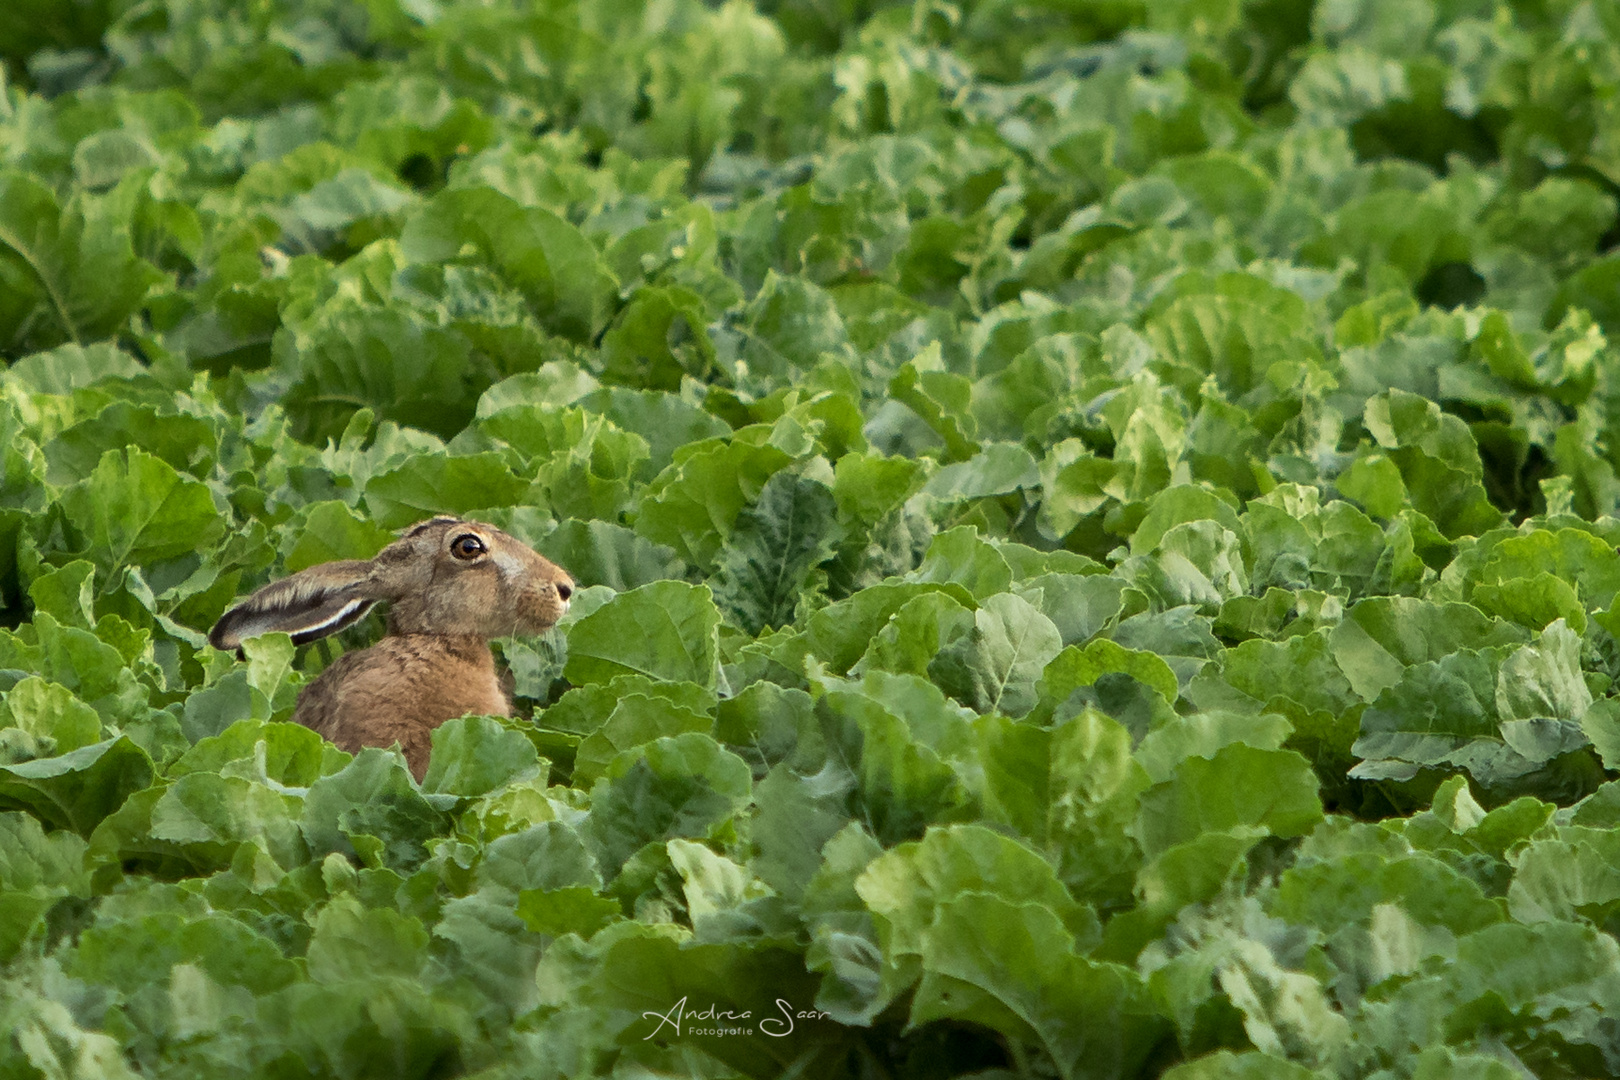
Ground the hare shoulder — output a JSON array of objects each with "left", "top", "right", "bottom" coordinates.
[{"left": 294, "top": 633, "right": 510, "bottom": 775}]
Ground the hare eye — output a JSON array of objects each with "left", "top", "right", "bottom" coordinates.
[{"left": 451, "top": 534, "right": 486, "bottom": 560}]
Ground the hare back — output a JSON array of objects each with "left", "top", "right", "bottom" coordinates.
[{"left": 293, "top": 634, "right": 510, "bottom": 778}]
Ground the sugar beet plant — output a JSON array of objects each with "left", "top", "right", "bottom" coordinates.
[{"left": 4, "top": 0, "right": 1620, "bottom": 1077}]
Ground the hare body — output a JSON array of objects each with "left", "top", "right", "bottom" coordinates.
[
  {"left": 210, "top": 517, "right": 573, "bottom": 778},
  {"left": 294, "top": 634, "right": 508, "bottom": 777}
]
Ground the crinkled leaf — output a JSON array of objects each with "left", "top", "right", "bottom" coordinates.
[
  {"left": 564, "top": 580, "right": 721, "bottom": 689},
  {"left": 712, "top": 471, "right": 842, "bottom": 636}
]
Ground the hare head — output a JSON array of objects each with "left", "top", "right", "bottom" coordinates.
[{"left": 209, "top": 516, "right": 575, "bottom": 652}]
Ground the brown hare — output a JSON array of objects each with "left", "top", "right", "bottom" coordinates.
[{"left": 209, "top": 516, "right": 574, "bottom": 779}]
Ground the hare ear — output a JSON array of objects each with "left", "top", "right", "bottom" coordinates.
[{"left": 209, "top": 560, "right": 380, "bottom": 652}]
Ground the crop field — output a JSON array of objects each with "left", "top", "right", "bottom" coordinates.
[{"left": 3, "top": 0, "right": 1620, "bottom": 1077}]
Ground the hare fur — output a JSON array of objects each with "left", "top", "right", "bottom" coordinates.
[{"left": 209, "top": 516, "right": 574, "bottom": 778}]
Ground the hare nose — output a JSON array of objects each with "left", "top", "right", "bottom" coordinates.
[{"left": 556, "top": 582, "right": 572, "bottom": 602}]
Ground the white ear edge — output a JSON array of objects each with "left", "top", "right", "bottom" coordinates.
[
  {"left": 209, "top": 586, "right": 378, "bottom": 652},
  {"left": 290, "top": 597, "right": 374, "bottom": 644}
]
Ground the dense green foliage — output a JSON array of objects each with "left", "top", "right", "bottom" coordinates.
[{"left": 4, "top": 0, "right": 1620, "bottom": 1076}]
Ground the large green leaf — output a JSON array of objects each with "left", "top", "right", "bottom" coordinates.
[
  {"left": 634, "top": 439, "right": 795, "bottom": 571},
  {"left": 399, "top": 185, "right": 617, "bottom": 342},
  {"left": 362, "top": 451, "right": 535, "bottom": 529},
  {"left": 584, "top": 732, "right": 752, "bottom": 875},
  {"left": 0, "top": 736, "right": 154, "bottom": 835},
  {"left": 564, "top": 581, "right": 722, "bottom": 689},
  {"left": 0, "top": 171, "right": 163, "bottom": 356},
  {"left": 56, "top": 448, "right": 226, "bottom": 578},
  {"left": 712, "top": 471, "right": 843, "bottom": 636}
]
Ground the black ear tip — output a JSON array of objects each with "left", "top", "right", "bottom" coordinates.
[{"left": 207, "top": 614, "right": 238, "bottom": 652}]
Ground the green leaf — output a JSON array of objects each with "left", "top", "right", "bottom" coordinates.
[
  {"left": 1018, "top": 573, "right": 1125, "bottom": 646},
  {"left": 475, "top": 364, "right": 600, "bottom": 416},
  {"left": 889, "top": 347, "right": 979, "bottom": 462},
  {"left": 1507, "top": 824, "right": 1620, "bottom": 927},
  {"left": 1194, "top": 630, "right": 1358, "bottom": 732},
  {"left": 572, "top": 693, "right": 714, "bottom": 786},
  {"left": 1362, "top": 389, "right": 1503, "bottom": 539},
  {"left": 300, "top": 749, "right": 451, "bottom": 872},
  {"left": 533, "top": 519, "right": 684, "bottom": 591},
  {"left": 598, "top": 286, "right": 718, "bottom": 390},
  {"left": 1134, "top": 711, "right": 1292, "bottom": 786},
  {"left": 1335, "top": 451, "right": 1407, "bottom": 519},
  {"left": 908, "top": 892, "right": 1163, "bottom": 1080},
  {"left": 1347, "top": 644, "right": 1570, "bottom": 786},
  {"left": 564, "top": 581, "right": 721, "bottom": 689},
  {"left": 4, "top": 341, "right": 147, "bottom": 394},
  {"left": 1135, "top": 744, "right": 1323, "bottom": 856},
  {"left": 178, "top": 672, "right": 254, "bottom": 745},
  {"left": 977, "top": 709, "right": 1149, "bottom": 909},
  {"left": 1035, "top": 639, "right": 1181, "bottom": 723},
  {"left": 667, "top": 837, "right": 774, "bottom": 937},
  {"left": 516, "top": 886, "right": 621, "bottom": 938},
  {"left": 0, "top": 170, "right": 163, "bottom": 355},
  {"left": 1131, "top": 484, "right": 1245, "bottom": 555},
  {"left": 737, "top": 270, "right": 856, "bottom": 383},
  {"left": 805, "top": 582, "right": 975, "bottom": 675},
  {"left": 542, "top": 675, "right": 716, "bottom": 736},
  {"left": 1039, "top": 440, "right": 1117, "bottom": 539},
  {"left": 169, "top": 718, "right": 337, "bottom": 788},
  {"left": 148, "top": 770, "right": 308, "bottom": 871},
  {"left": 1469, "top": 527, "right": 1620, "bottom": 611},
  {"left": 857, "top": 824, "right": 1101, "bottom": 983},
  {"left": 1389, "top": 920, "right": 1620, "bottom": 1050},
  {"left": 69, "top": 910, "right": 299, "bottom": 996},
  {"left": 1123, "top": 520, "right": 1249, "bottom": 613},
  {"left": 0, "top": 811, "right": 90, "bottom": 895},
  {"left": 634, "top": 438, "right": 794, "bottom": 571},
  {"left": 1275, "top": 851, "right": 1501, "bottom": 936},
  {"left": 1158, "top": 1051, "right": 1323, "bottom": 1080},
  {"left": 921, "top": 442, "right": 1040, "bottom": 501},
  {"left": 362, "top": 450, "right": 533, "bottom": 530},
  {"left": 306, "top": 894, "right": 429, "bottom": 982},
  {"left": 423, "top": 715, "right": 542, "bottom": 797},
  {"left": 536, "top": 922, "right": 825, "bottom": 1076},
  {"left": 832, "top": 451, "right": 927, "bottom": 527},
  {"left": 1145, "top": 272, "right": 1321, "bottom": 399},
  {"left": 242, "top": 632, "right": 299, "bottom": 721},
  {"left": 1495, "top": 620, "right": 1590, "bottom": 723},
  {"left": 1329, "top": 597, "right": 1527, "bottom": 701},
  {"left": 56, "top": 447, "right": 226, "bottom": 578},
  {"left": 0, "top": 736, "right": 154, "bottom": 835},
  {"left": 855, "top": 591, "right": 976, "bottom": 678},
  {"left": 0, "top": 676, "right": 103, "bottom": 759},
  {"left": 1582, "top": 699, "right": 1620, "bottom": 771},
  {"left": 44, "top": 402, "right": 219, "bottom": 485},
  {"left": 815, "top": 674, "right": 974, "bottom": 846},
  {"left": 278, "top": 295, "right": 497, "bottom": 443},
  {"left": 930, "top": 592, "right": 1064, "bottom": 717},
  {"left": 578, "top": 387, "right": 733, "bottom": 481},
  {"left": 712, "top": 471, "right": 843, "bottom": 636},
  {"left": 971, "top": 352, "right": 1070, "bottom": 444},
  {"left": 281, "top": 500, "right": 394, "bottom": 573},
  {"left": 585, "top": 732, "right": 752, "bottom": 875},
  {"left": 911, "top": 525, "right": 1012, "bottom": 600},
  {"left": 1472, "top": 572, "right": 1587, "bottom": 633},
  {"left": 400, "top": 185, "right": 616, "bottom": 342}
]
